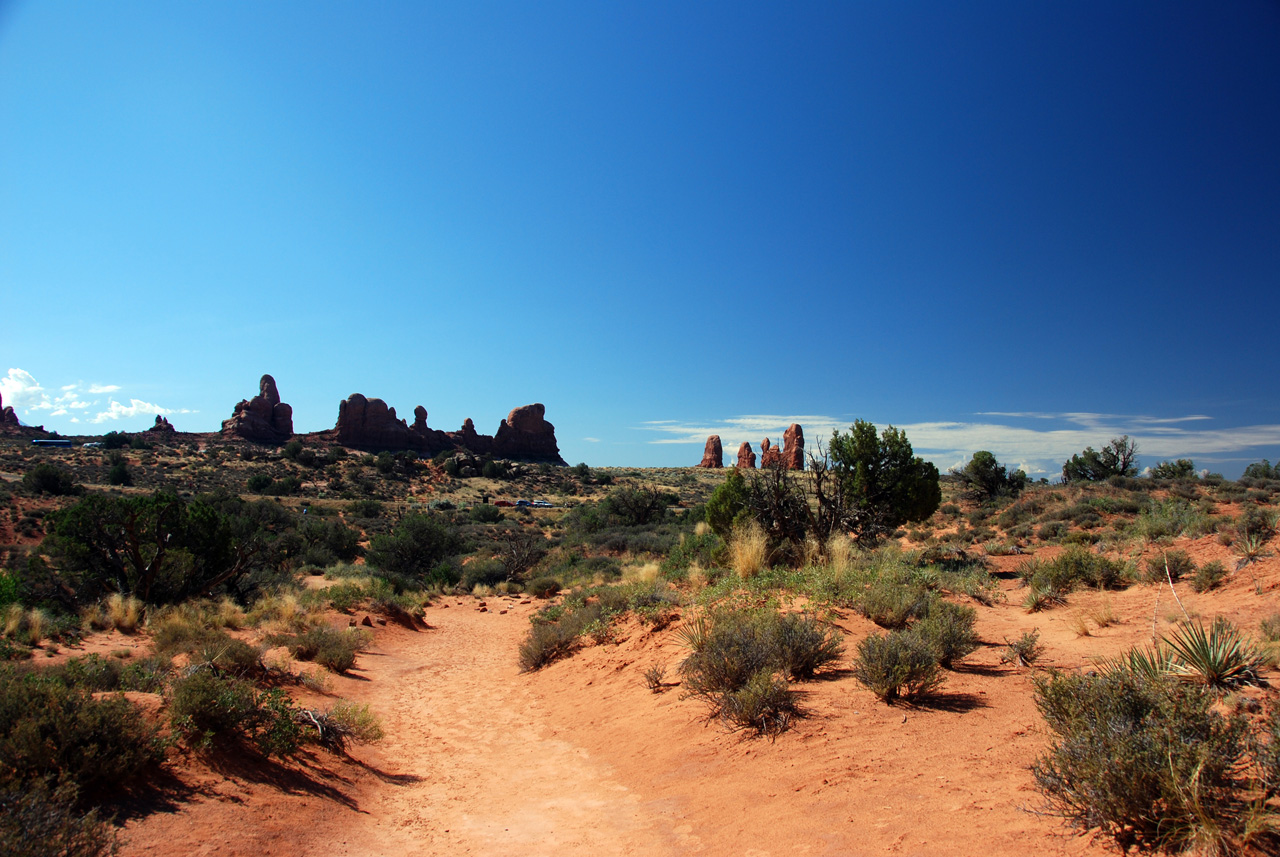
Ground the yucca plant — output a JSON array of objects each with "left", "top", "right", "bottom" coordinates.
[
  {"left": 1099, "top": 644, "right": 1178, "bottom": 682},
  {"left": 1163, "top": 617, "right": 1267, "bottom": 690}
]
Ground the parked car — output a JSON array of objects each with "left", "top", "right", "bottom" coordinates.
[
  {"left": 515, "top": 499, "right": 531, "bottom": 507},
  {"left": 531, "top": 500, "right": 553, "bottom": 508},
  {"left": 493, "top": 500, "right": 514, "bottom": 507}
]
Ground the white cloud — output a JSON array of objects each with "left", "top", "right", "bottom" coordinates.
[
  {"left": 582, "top": 437, "right": 601, "bottom": 443},
  {"left": 88, "top": 384, "right": 121, "bottom": 394},
  {"left": 90, "top": 398, "right": 193, "bottom": 424},
  {"left": 0, "top": 368, "right": 53, "bottom": 410}
]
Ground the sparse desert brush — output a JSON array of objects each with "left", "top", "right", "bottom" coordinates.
[
  {"left": 643, "top": 663, "right": 666, "bottom": 692},
  {"left": 1142, "top": 549, "right": 1195, "bottom": 584},
  {"left": 105, "top": 593, "right": 143, "bottom": 633},
  {"left": 304, "top": 700, "right": 384, "bottom": 749},
  {"left": 1032, "top": 662, "right": 1277, "bottom": 854},
  {"left": 622, "top": 561, "right": 660, "bottom": 584},
  {"left": 518, "top": 620, "right": 578, "bottom": 672},
  {"left": 276, "top": 626, "right": 368, "bottom": 674},
  {"left": 248, "top": 591, "right": 312, "bottom": 630},
  {"left": 3, "top": 604, "right": 24, "bottom": 638},
  {"left": 1259, "top": 613, "right": 1280, "bottom": 643},
  {"left": 20, "top": 609, "right": 47, "bottom": 647},
  {"left": 471, "top": 583, "right": 495, "bottom": 598},
  {"left": 1087, "top": 596, "right": 1115, "bottom": 628},
  {"left": 1067, "top": 613, "right": 1092, "bottom": 637},
  {"left": 1001, "top": 629, "right": 1043, "bottom": 667},
  {"left": 851, "top": 630, "right": 943, "bottom": 703},
  {"left": 1190, "top": 559, "right": 1227, "bottom": 593},
  {"left": 694, "top": 520, "right": 711, "bottom": 537},
  {"left": 730, "top": 520, "right": 768, "bottom": 580},
  {"left": 215, "top": 596, "right": 246, "bottom": 629},
  {"left": 909, "top": 599, "right": 978, "bottom": 668}
]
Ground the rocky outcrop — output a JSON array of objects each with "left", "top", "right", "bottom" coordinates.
[
  {"left": 336, "top": 394, "right": 448, "bottom": 452},
  {"left": 330, "top": 396, "right": 561, "bottom": 462},
  {"left": 490, "top": 404, "right": 564, "bottom": 463},
  {"left": 782, "top": 423, "right": 804, "bottom": 470},
  {"left": 736, "top": 442, "right": 756, "bottom": 469},
  {"left": 146, "top": 415, "right": 176, "bottom": 435},
  {"left": 0, "top": 391, "right": 18, "bottom": 430},
  {"left": 696, "top": 435, "right": 723, "bottom": 468},
  {"left": 760, "top": 438, "right": 781, "bottom": 468},
  {"left": 221, "top": 375, "right": 294, "bottom": 443}
]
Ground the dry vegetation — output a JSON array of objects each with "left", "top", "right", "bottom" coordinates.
[{"left": 3, "top": 433, "right": 1280, "bottom": 855}]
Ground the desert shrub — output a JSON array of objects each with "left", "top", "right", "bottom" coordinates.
[
  {"left": 716, "top": 669, "right": 796, "bottom": 735},
  {"left": 0, "top": 780, "right": 117, "bottom": 857},
  {"left": 246, "top": 473, "right": 272, "bottom": 492},
  {"left": 1190, "top": 559, "right": 1227, "bottom": 593},
  {"left": 460, "top": 559, "right": 508, "bottom": 590},
  {"left": 1259, "top": 614, "right": 1280, "bottom": 643},
  {"left": 469, "top": 504, "right": 504, "bottom": 524},
  {"left": 678, "top": 609, "right": 831, "bottom": 735},
  {"left": 1037, "top": 521, "right": 1067, "bottom": 541},
  {"left": 1061, "top": 436, "right": 1138, "bottom": 483},
  {"left": 347, "top": 499, "right": 382, "bottom": 518},
  {"left": 1237, "top": 503, "right": 1277, "bottom": 541},
  {"left": 0, "top": 667, "right": 161, "bottom": 799},
  {"left": 264, "top": 475, "right": 301, "bottom": 496},
  {"left": 660, "top": 529, "right": 724, "bottom": 580},
  {"left": 1001, "top": 629, "right": 1042, "bottom": 667},
  {"left": 910, "top": 599, "right": 978, "bottom": 668},
  {"left": 518, "top": 620, "right": 579, "bottom": 671},
  {"left": 856, "top": 580, "right": 933, "bottom": 629},
  {"left": 851, "top": 630, "right": 943, "bottom": 703},
  {"left": 298, "top": 700, "right": 384, "bottom": 751},
  {"left": 42, "top": 653, "right": 168, "bottom": 694},
  {"left": 729, "top": 520, "right": 769, "bottom": 579},
  {"left": 1134, "top": 499, "right": 1214, "bottom": 541},
  {"left": 952, "top": 451, "right": 1026, "bottom": 501},
  {"left": 1024, "top": 545, "right": 1129, "bottom": 595},
  {"left": 106, "top": 460, "right": 132, "bottom": 487},
  {"left": 281, "top": 626, "right": 365, "bottom": 674},
  {"left": 21, "top": 464, "right": 81, "bottom": 496},
  {"left": 169, "top": 670, "right": 301, "bottom": 756},
  {"left": 1149, "top": 459, "right": 1197, "bottom": 480},
  {"left": 526, "top": 576, "right": 562, "bottom": 599},
  {"left": 1143, "top": 549, "right": 1196, "bottom": 583},
  {"left": 366, "top": 512, "right": 462, "bottom": 585},
  {"left": 1032, "top": 666, "right": 1254, "bottom": 853}
]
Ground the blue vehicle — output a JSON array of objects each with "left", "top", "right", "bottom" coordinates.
[{"left": 31, "top": 439, "right": 72, "bottom": 448}]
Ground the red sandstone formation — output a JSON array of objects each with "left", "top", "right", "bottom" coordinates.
[
  {"left": 331, "top": 396, "right": 563, "bottom": 463},
  {"left": 760, "top": 438, "right": 781, "bottom": 468},
  {"left": 696, "top": 435, "right": 723, "bottom": 468},
  {"left": 782, "top": 423, "right": 804, "bottom": 470},
  {"left": 0, "top": 391, "right": 18, "bottom": 430},
  {"left": 146, "top": 415, "right": 176, "bottom": 435},
  {"left": 221, "top": 375, "right": 294, "bottom": 443},
  {"left": 736, "top": 442, "right": 756, "bottom": 469},
  {"left": 490, "top": 404, "right": 564, "bottom": 463}
]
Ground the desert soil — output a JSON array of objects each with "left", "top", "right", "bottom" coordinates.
[{"left": 116, "top": 542, "right": 1279, "bottom": 857}]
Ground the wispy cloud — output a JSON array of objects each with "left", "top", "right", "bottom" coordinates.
[
  {"left": 90, "top": 399, "right": 193, "bottom": 424},
  {"left": 582, "top": 437, "right": 601, "bottom": 443},
  {"left": 3, "top": 369, "right": 192, "bottom": 427},
  {"left": 642, "top": 412, "right": 1280, "bottom": 477}
]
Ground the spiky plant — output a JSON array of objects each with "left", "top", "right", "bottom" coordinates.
[
  {"left": 1099, "top": 644, "right": 1178, "bottom": 682},
  {"left": 1163, "top": 617, "right": 1267, "bottom": 690}
]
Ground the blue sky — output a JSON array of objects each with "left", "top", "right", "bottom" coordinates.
[{"left": 2, "top": 1, "right": 1278, "bottom": 477}]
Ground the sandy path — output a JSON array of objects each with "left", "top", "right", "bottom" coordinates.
[{"left": 323, "top": 600, "right": 688, "bottom": 857}]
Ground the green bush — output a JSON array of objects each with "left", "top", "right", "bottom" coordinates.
[
  {"left": 1143, "top": 549, "right": 1196, "bottom": 583},
  {"left": 909, "top": 600, "right": 978, "bottom": 668},
  {"left": 281, "top": 626, "right": 365, "bottom": 674},
  {"left": 169, "top": 671, "right": 301, "bottom": 756},
  {"left": 856, "top": 581, "right": 933, "bottom": 629},
  {"left": 851, "top": 630, "right": 943, "bottom": 703},
  {"left": 1032, "top": 666, "right": 1253, "bottom": 853},
  {"left": 518, "top": 621, "right": 579, "bottom": 672},
  {"left": 246, "top": 473, "right": 272, "bottom": 492},
  {"left": 366, "top": 513, "right": 462, "bottom": 585},
  {"left": 106, "top": 461, "right": 132, "bottom": 487},
  {"left": 1190, "top": 559, "right": 1227, "bottom": 593},
  {"left": 1036, "top": 521, "right": 1067, "bottom": 541},
  {"left": 527, "top": 576, "right": 562, "bottom": 599},
  {"left": 21, "top": 464, "right": 81, "bottom": 496},
  {"left": 347, "top": 499, "right": 383, "bottom": 518},
  {"left": 770, "top": 612, "right": 844, "bottom": 680},
  {"left": 0, "top": 780, "right": 117, "bottom": 857},
  {"left": 716, "top": 669, "right": 796, "bottom": 736},
  {"left": 0, "top": 667, "right": 162, "bottom": 799}
]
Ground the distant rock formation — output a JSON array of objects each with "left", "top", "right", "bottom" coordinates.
[
  {"left": 760, "top": 438, "right": 781, "bottom": 468},
  {"left": 736, "top": 442, "right": 756, "bottom": 469},
  {"left": 696, "top": 435, "right": 723, "bottom": 468},
  {"left": 782, "top": 423, "right": 804, "bottom": 470},
  {"left": 222, "top": 375, "right": 294, "bottom": 443},
  {"left": 146, "top": 415, "right": 176, "bottom": 435},
  {"left": 0, "top": 391, "right": 18, "bottom": 430},
  {"left": 490, "top": 404, "right": 564, "bottom": 463},
  {"left": 331, "top": 396, "right": 563, "bottom": 463}
]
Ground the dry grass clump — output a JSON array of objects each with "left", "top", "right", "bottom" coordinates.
[
  {"left": 730, "top": 521, "right": 769, "bottom": 580},
  {"left": 105, "top": 593, "right": 143, "bottom": 633}
]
